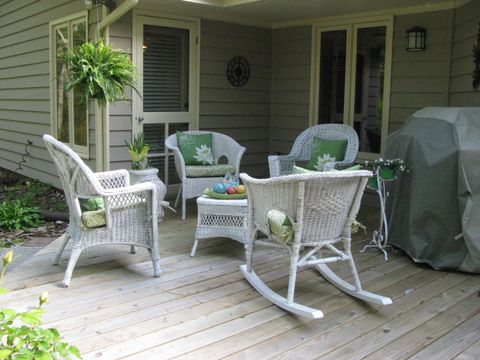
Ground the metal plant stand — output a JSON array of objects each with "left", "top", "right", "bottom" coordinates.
[{"left": 361, "top": 168, "right": 395, "bottom": 261}]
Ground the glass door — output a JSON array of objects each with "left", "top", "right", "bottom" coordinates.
[
  {"left": 133, "top": 13, "right": 199, "bottom": 189},
  {"left": 351, "top": 25, "right": 387, "bottom": 153},
  {"left": 314, "top": 19, "right": 391, "bottom": 156}
]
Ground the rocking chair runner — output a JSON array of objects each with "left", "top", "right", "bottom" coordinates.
[
  {"left": 239, "top": 170, "right": 392, "bottom": 319},
  {"left": 43, "top": 135, "right": 162, "bottom": 287}
]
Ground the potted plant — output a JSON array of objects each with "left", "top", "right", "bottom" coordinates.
[
  {"left": 364, "top": 158, "right": 409, "bottom": 189},
  {"left": 62, "top": 40, "right": 139, "bottom": 105},
  {"left": 125, "top": 133, "right": 166, "bottom": 210}
]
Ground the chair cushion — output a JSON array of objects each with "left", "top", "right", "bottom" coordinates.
[
  {"left": 185, "top": 164, "right": 236, "bottom": 178},
  {"left": 176, "top": 132, "right": 215, "bottom": 165},
  {"left": 307, "top": 137, "right": 348, "bottom": 171},
  {"left": 81, "top": 210, "right": 106, "bottom": 228},
  {"left": 292, "top": 165, "right": 317, "bottom": 174},
  {"left": 292, "top": 164, "right": 361, "bottom": 174},
  {"left": 267, "top": 209, "right": 294, "bottom": 244},
  {"left": 80, "top": 197, "right": 104, "bottom": 211}
]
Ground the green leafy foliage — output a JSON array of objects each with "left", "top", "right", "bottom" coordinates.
[
  {"left": 125, "top": 133, "right": 150, "bottom": 170},
  {"left": 0, "top": 200, "right": 43, "bottom": 232},
  {"left": 63, "top": 40, "right": 139, "bottom": 105},
  {"left": 0, "top": 251, "right": 81, "bottom": 360}
]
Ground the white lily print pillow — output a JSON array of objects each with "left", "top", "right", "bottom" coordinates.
[
  {"left": 176, "top": 132, "right": 215, "bottom": 165},
  {"left": 194, "top": 144, "right": 214, "bottom": 165},
  {"left": 314, "top": 153, "right": 336, "bottom": 171}
]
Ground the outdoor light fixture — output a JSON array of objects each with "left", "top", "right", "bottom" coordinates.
[{"left": 406, "top": 27, "right": 426, "bottom": 51}]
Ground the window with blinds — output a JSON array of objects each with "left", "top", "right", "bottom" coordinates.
[{"left": 143, "top": 25, "right": 189, "bottom": 113}]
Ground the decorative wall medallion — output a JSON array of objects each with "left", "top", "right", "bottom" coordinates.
[{"left": 226, "top": 56, "right": 250, "bottom": 87}]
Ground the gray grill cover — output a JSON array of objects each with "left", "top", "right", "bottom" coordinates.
[{"left": 386, "top": 107, "right": 480, "bottom": 273}]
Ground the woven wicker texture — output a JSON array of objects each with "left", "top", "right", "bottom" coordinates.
[
  {"left": 165, "top": 131, "right": 246, "bottom": 220},
  {"left": 43, "top": 135, "right": 161, "bottom": 287},
  {"left": 239, "top": 170, "right": 392, "bottom": 319},
  {"left": 268, "top": 124, "right": 359, "bottom": 177},
  {"left": 192, "top": 196, "right": 248, "bottom": 256}
]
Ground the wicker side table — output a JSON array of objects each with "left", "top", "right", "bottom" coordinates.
[{"left": 192, "top": 195, "right": 248, "bottom": 256}]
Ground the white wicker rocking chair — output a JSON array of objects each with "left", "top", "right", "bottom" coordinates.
[
  {"left": 268, "top": 124, "right": 359, "bottom": 177},
  {"left": 165, "top": 131, "right": 246, "bottom": 220},
  {"left": 43, "top": 134, "right": 162, "bottom": 287},
  {"left": 239, "top": 170, "right": 392, "bottom": 319}
]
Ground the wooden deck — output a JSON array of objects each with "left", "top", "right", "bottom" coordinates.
[{"left": 3, "top": 204, "right": 479, "bottom": 359}]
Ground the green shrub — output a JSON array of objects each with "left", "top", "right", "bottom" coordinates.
[
  {"left": 0, "top": 251, "right": 81, "bottom": 359},
  {"left": 0, "top": 200, "right": 43, "bottom": 232}
]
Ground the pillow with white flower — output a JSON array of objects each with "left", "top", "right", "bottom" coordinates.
[
  {"left": 306, "top": 137, "right": 347, "bottom": 171},
  {"left": 176, "top": 132, "right": 215, "bottom": 165}
]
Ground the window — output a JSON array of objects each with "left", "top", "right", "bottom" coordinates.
[{"left": 50, "top": 13, "right": 88, "bottom": 156}]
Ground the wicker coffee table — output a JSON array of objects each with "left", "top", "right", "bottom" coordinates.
[{"left": 191, "top": 195, "right": 248, "bottom": 256}]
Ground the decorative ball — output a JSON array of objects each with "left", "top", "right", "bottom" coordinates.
[
  {"left": 235, "top": 185, "right": 246, "bottom": 194},
  {"left": 226, "top": 187, "right": 236, "bottom": 195},
  {"left": 213, "top": 183, "right": 227, "bottom": 194}
]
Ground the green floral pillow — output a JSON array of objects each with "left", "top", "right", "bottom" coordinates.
[
  {"left": 267, "top": 209, "right": 294, "bottom": 244},
  {"left": 176, "top": 132, "right": 215, "bottom": 165},
  {"left": 306, "top": 137, "right": 348, "bottom": 171}
]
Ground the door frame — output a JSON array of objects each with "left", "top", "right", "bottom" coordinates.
[
  {"left": 309, "top": 15, "right": 393, "bottom": 158},
  {"left": 132, "top": 10, "right": 200, "bottom": 136}
]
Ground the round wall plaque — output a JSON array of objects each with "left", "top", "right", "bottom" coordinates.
[{"left": 226, "top": 56, "right": 250, "bottom": 87}]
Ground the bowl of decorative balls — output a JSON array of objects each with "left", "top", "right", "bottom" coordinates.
[{"left": 204, "top": 182, "right": 247, "bottom": 200}]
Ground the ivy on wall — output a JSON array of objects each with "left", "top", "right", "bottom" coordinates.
[{"left": 473, "top": 21, "right": 480, "bottom": 90}]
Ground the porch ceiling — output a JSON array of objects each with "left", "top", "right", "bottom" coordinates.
[{"left": 138, "top": 0, "right": 457, "bottom": 27}]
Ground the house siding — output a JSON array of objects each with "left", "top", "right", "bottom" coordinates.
[
  {"left": 108, "top": 17, "right": 272, "bottom": 177},
  {"left": 388, "top": 9, "right": 454, "bottom": 132},
  {"left": 108, "top": 13, "right": 133, "bottom": 171},
  {"left": 449, "top": 0, "right": 480, "bottom": 106},
  {"left": 0, "top": 0, "right": 97, "bottom": 187},
  {"left": 270, "top": 26, "right": 312, "bottom": 155},
  {"left": 200, "top": 20, "right": 271, "bottom": 177}
]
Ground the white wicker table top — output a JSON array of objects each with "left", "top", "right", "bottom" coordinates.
[{"left": 197, "top": 195, "right": 247, "bottom": 207}]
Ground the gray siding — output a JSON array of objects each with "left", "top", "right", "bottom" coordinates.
[
  {"left": 449, "top": 0, "right": 480, "bottom": 106},
  {"left": 200, "top": 20, "right": 271, "bottom": 177},
  {"left": 108, "top": 13, "right": 133, "bottom": 171},
  {"left": 389, "top": 10, "right": 454, "bottom": 131},
  {"left": 0, "top": 0, "right": 97, "bottom": 187},
  {"left": 109, "top": 18, "right": 272, "bottom": 177},
  {"left": 270, "top": 26, "right": 311, "bottom": 155}
]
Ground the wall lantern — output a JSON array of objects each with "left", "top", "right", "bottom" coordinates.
[{"left": 406, "top": 27, "right": 426, "bottom": 51}]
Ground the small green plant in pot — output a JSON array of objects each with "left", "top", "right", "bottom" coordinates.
[
  {"left": 62, "top": 40, "right": 139, "bottom": 105},
  {"left": 125, "top": 133, "right": 150, "bottom": 170},
  {"left": 364, "top": 158, "right": 409, "bottom": 189}
]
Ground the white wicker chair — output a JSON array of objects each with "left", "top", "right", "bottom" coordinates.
[
  {"left": 43, "top": 134, "right": 161, "bottom": 287},
  {"left": 268, "top": 124, "right": 359, "bottom": 177},
  {"left": 239, "top": 170, "right": 392, "bottom": 319},
  {"left": 165, "top": 131, "right": 246, "bottom": 220}
]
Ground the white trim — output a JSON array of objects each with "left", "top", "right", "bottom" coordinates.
[
  {"left": 272, "top": 0, "right": 470, "bottom": 29},
  {"left": 49, "top": 11, "right": 89, "bottom": 159},
  {"left": 132, "top": 10, "right": 200, "bottom": 133}
]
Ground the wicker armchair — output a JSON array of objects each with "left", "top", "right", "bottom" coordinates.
[
  {"left": 239, "top": 170, "right": 392, "bottom": 319},
  {"left": 165, "top": 131, "right": 246, "bottom": 220},
  {"left": 268, "top": 124, "right": 359, "bottom": 177},
  {"left": 43, "top": 135, "right": 161, "bottom": 287}
]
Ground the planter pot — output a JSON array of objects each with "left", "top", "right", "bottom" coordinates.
[
  {"left": 379, "top": 167, "right": 396, "bottom": 180},
  {"left": 367, "top": 176, "right": 378, "bottom": 190},
  {"left": 128, "top": 168, "right": 166, "bottom": 217}
]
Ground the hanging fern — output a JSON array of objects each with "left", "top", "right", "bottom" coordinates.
[
  {"left": 63, "top": 40, "right": 139, "bottom": 105},
  {"left": 473, "top": 21, "right": 480, "bottom": 90}
]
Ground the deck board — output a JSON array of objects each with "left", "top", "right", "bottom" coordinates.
[{"left": 2, "top": 207, "right": 478, "bottom": 359}]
